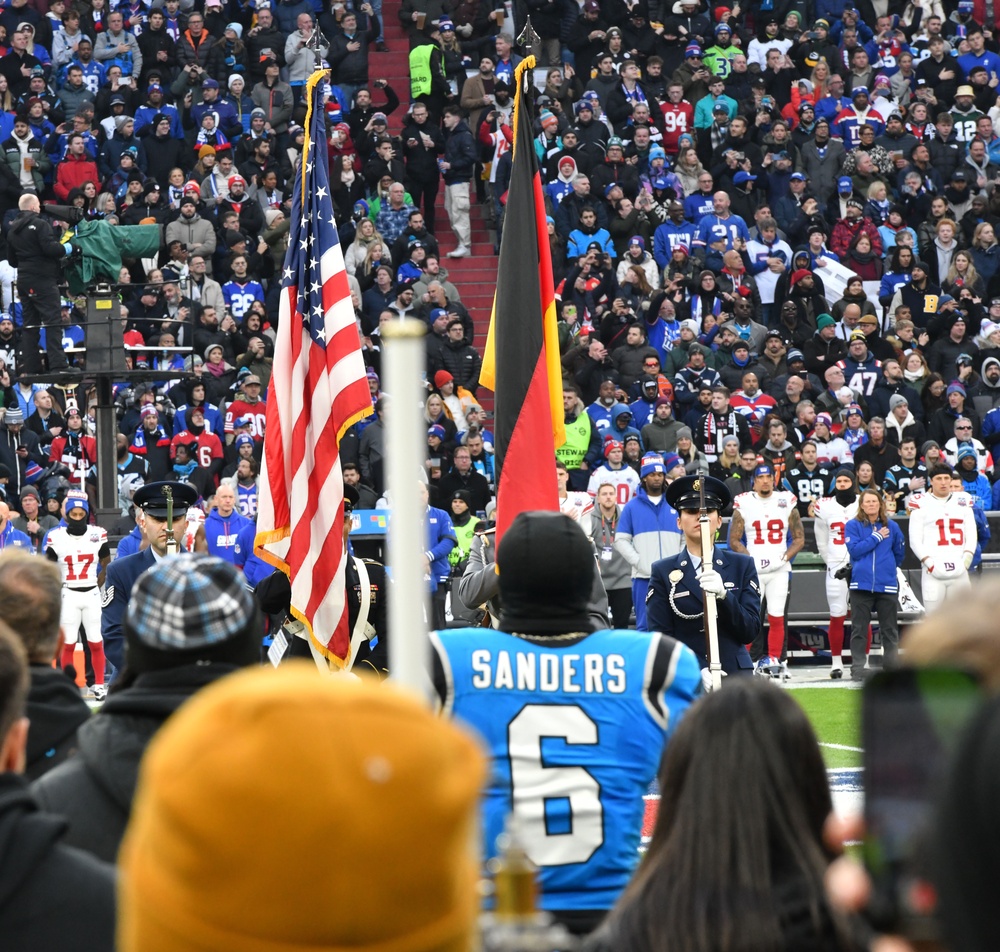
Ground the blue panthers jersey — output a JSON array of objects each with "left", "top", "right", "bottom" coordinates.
[{"left": 431, "top": 627, "right": 700, "bottom": 912}]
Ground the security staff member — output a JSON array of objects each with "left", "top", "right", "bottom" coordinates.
[
  {"left": 6, "top": 193, "right": 74, "bottom": 375},
  {"left": 646, "top": 475, "right": 760, "bottom": 675},
  {"left": 258, "top": 485, "right": 389, "bottom": 674},
  {"left": 102, "top": 479, "right": 199, "bottom": 677}
]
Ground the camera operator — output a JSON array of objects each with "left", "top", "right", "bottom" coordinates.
[{"left": 5, "top": 194, "right": 75, "bottom": 376}]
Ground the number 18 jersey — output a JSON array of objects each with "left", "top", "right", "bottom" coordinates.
[
  {"left": 733, "top": 490, "right": 797, "bottom": 571},
  {"left": 430, "top": 627, "right": 700, "bottom": 912}
]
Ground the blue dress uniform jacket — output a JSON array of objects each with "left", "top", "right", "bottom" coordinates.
[
  {"left": 646, "top": 548, "right": 760, "bottom": 674},
  {"left": 101, "top": 547, "right": 156, "bottom": 673}
]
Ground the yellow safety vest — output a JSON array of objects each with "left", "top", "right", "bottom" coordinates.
[
  {"left": 409, "top": 45, "right": 438, "bottom": 98},
  {"left": 557, "top": 413, "right": 592, "bottom": 468}
]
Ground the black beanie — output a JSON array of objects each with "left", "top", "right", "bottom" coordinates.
[{"left": 498, "top": 512, "right": 593, "bottom": 635}]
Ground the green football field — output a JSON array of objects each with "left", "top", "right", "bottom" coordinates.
[{"left": 787, "top": 686, "right": 862, "bottom": 769}]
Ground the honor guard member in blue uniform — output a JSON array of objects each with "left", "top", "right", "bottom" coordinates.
[
  {"left": 431, "top": 511, "right": 701, "bottom": 937},
  {"left": 646, "top": 475, "right": 760, "bottom": 676},
  {"left": 102, "top": 480, "right": 199, "bottom": 679},
  {"left": 255, "top": 485, "right": 390, "bottom": 675}
]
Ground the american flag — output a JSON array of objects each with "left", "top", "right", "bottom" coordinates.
[{"left": 255, "top": 70, "right": 372, "bottom": 666}]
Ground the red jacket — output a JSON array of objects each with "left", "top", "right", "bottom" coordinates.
[{"left": 53, "top": 153, "right": 100, "bottom": 202}]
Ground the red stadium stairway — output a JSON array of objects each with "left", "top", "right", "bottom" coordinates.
[{"left": 377, "top": 3, "right": 499, "bottom": 411}]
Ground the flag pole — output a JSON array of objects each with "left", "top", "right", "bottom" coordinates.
[{"left": 382, "top": 319, "right": 432, "bottom": 703}]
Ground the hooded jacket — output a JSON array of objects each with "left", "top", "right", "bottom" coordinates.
[
  {"left": 614, "top": 486, "right": 683, "bottom": 579},
  {"left": 24, "top": 665, "right": 91, "bottom": 782},
  {"left": 31, "top": 664, "right": 243, "bottom": 864},
  {"left": 0, "top": 773, "right": 115, "bottom": 950}
]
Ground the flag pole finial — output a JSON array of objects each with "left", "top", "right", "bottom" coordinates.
[{"left": 516, "top": 16, "right": 540, "bottom": 54}]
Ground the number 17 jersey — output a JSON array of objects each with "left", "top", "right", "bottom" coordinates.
[
  {"left": 46, "top": 524, "right": 110, "bottom": 589},
  {"left": 430, "top": 627, "right": 700, "bottom": 913}
]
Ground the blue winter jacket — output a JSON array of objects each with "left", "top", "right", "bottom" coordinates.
[
  {"left": 844, "top": 517, "right": 905, "bottom": 593},
  {"left": 614, "top": 487, "right": 683, "bottom": 579}
]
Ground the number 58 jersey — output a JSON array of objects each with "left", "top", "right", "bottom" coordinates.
[{"left": 430, "top": 627, "right": 700, "bottom": 913}]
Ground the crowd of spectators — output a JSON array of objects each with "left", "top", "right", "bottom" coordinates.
[
  {"left": 390, "top": 0, "right": 1000, "bottom": 532},
  {"left": 1, "top": 0, "right": 1000, "bottom": 568}
]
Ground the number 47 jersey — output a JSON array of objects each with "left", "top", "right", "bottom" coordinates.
[{"left": 430, "top": 627, "right": 701, "bottom": 914}]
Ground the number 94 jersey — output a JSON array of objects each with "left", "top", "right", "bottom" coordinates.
[
  {"left": 430, "top": 627, "right": 700, "bottom": 913},
  {"left": 733, "top": 490, "right": 797, "bottom": 572},
  {"left": 46, "top": 524, "right": 110, "bottom": 589}
]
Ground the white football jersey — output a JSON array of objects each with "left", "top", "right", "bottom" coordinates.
[
  {"left": 908, "top": 490, "right": 978, "bottom": 564},
  {"left": 587, "top": 465, "right": 640, "bottom": 506},
  {"left": 733, "top": 490, "right": 797, "bottom": 569},
  {"left": 560, "top": 492, "right": 594, "bottom": 523},
  {"left": 184, "top": 505, "right": 205, "bottom": 552},
  {"left": 47, "top": 525, "right": 109, "bottom": 589},
  {"left": 813, "top": 496, "right": 859, "bottom": 569}
]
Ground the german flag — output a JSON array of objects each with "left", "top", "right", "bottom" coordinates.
[{"left": 481, "top": 56, "right": 565, "bottom": 543}]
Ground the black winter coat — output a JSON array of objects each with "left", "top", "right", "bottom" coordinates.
[
  {"left": 0, "top": 773, "right": 115, "bottom": 951},
  {"left": 31, "top": 662, "right": 244, "bottom": 863},
  {"left": 24, "top": 665, "right": 91, "bottom": 782}
]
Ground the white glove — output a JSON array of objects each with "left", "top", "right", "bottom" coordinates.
[
  {"left": 701, "top": 666, "right": 727, "bottom": 693},
  {"left": 697, "top": 567, "right": 726, "bottom": 597},
  {"left": 964, "top": 552, "right": 974, "bottom": 569}
]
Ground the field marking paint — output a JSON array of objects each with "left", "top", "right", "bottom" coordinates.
[{"left": 820, "top": 742, "right": 864, "bottom": 752}]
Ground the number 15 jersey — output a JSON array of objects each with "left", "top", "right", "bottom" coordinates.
[{"left": 430, "top": 627, "right": 700, "bottom": 913}]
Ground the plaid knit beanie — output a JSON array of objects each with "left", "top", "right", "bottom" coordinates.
[{"left": 122, "top": 554, "right": 260, "bottom": 673}]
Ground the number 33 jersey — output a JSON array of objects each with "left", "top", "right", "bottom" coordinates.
[
  {"left": 430, "top": 627, "right": 700, "bottom": 912},
  {"left": 46, "top": 525, "right": 110, "bottom": 589}
]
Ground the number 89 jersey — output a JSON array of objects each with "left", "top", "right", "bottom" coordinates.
[
  {"left": 46, "top": 524, "right": 110, "bottom": 589},
  {"left": 733, "top": 490, "right": 797, "bottom": 572},
  {"left": 430, "top": 627, "right": 700, "bottom": 913}
]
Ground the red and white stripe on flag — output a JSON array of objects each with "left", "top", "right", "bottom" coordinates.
[{"left": 255, "top": 73, "right": 372, "bottom": 666}]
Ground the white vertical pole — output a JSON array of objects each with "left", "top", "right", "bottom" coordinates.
[{"left": 381, "top": 319, "right": 432, "bottom": 702}]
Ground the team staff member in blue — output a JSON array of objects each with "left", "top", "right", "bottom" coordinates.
[
  {"left": 646, "top": 475, "right": 760, "bottom": 676},
  {"left": 843, "top": 487, "right": 905, "bottom": 681},
  {"left": 419, "top": 480, "right": 456, "bottom": 629},
  {"left": 615, "top": 453, "right": 684, "bottom": 629},
  {"left": 102, "top": 480, "right": 198, "bottom": 679},
  {"left": 431, "top": 511, "right": 700, "bottom": 936}
]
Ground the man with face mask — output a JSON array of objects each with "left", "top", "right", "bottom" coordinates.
[
  {"left": 813, "top": 468, "right": 859, "bottom": 679},
  {"left": 45, "top": 493, "right": 111, "bottom": 698}
]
